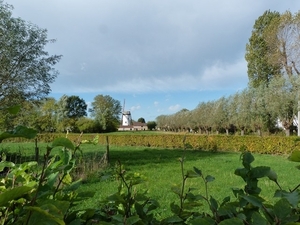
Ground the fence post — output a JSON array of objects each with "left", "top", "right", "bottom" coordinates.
[
  {"left": 106, "top": 136, "right": 110, "bottom": 163},
  {"left": 35, "top": 138, "right": 39, "bottom": 162}
]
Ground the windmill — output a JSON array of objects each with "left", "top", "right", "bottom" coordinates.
[{"left": 121, "top": 99, "right": 132, "bottom": 126}]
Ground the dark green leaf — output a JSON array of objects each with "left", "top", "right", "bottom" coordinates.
[
  {"left": 273, "top": 198, "right": 292, "bottom": 221},
  {"left": 126, "top": 215, "right": 141, "bottom": 225},
  {"left": 219, "top": 217, "right": 244, "bottom": 225},
  {"left": 267, "top": 169, "right": 278, "bottom": 182},
  {"left": 0, "top": 186, "right": 33, "bottom": 207},
  {"left": 205, "top": 175, "right": 215, "bottom": 182},
  {"left": 189, "top": 217, "right": 215, "bottom": 225},
  {"left": 250, "top": 166, "right": 270, "bottom": 178},
  {"left": 162, "top": 215, "right": 183, "bottom": 223},
  {"left": 193, "top": 167, "right": 202, "bottom": 176},
  {"left": 26, "top": 205, "right": 65, "bottom": 225},
  {"left": 274, "top": 190, "right": 300, "bottom": 208},
  {"left": 242, "top": 152, "right": 254, "bottom": 169},
  {"left": 242, "top": 195, "right": 263, "bottom": 208},
  {"left": 209, "top": 196, "right": 218, "bottom": 211},
  {"left": 187, "top": 169, "right": 200, "bottom": 178},
  {"left": 252, "top": 211, "right": 268, "bottom": 225}
]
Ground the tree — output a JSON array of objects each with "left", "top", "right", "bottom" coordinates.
[
  {"left": 147, "top": 121, "right": 157, "bottom": 131},
  {"left": 35, "top": 97, "right": 58, "bottom": 132},
  {"left": 65, "top": 95, "right": 87, "bottom": 119},
  {"left": 265, "top": 11, "right": 300, "bottom": 78},
  {"left": 137, "top": 117, "right": 146, "bottom": 123},
  {"left": 0, "top": 1, "right": 61, "bottom": 106},
  {"left": 89, "top": 95, "right": 122, "bottom": 132},
  {"left": 245, "top": 10, "right": 281, "bottom": 87}
]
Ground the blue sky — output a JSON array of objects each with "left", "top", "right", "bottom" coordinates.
[{"left": 10, "top": 0, "right": 300, "bottom": 121}]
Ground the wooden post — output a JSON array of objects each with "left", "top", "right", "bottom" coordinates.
[
  {"left": 35, "top": 138, "right": 39, "bottom": 163},
  {"left": 106, "top": 136, "right": 110, "bottom": 163},
  {"left": 298, "top": 101, "right": 300, "bottom": 136}
]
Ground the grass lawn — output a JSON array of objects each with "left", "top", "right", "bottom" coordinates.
[{"left": 1, "top": 141, "right": 300, "bottom": 219}]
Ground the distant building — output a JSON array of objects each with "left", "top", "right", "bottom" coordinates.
[
  {"left": 121, "top": 110, "right": 132, "bottom": 126},
  {"left": 118, "top": 121, "right": 148, "bottom": 131},
  {"left": 118, "top": 100, "right": 148, "bottom": 131}
]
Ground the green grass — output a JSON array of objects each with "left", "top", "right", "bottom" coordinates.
[{"left": 1, "top": 142, "right": 300, "bottom": 219}]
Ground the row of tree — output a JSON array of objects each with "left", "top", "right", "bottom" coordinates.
[
  {"left": 0, "top": 94, "right": 122, "bottom": 133},
  {"left": 156, "top": 10, "right": 300, "bottom": 136},
  {"left": 156, "top": 76, "right": 300, "bottom": 136}
]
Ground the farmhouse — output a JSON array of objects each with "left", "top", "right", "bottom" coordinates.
[
  {"left": 118, "top": 109, "right": 148, "bottom": 131},
  {"left": 118, "top": 121, "right": 148, "bottom": 131}
]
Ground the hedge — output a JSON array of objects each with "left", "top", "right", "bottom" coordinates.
[{"left": 4, "top": 133, "right": 300, "bottom": 155}]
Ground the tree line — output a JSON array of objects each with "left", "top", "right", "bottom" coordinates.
[
  {"left": 156, "top": 10, "right": 300, "bottom": 136},
  {"left": 0, "top": 94, "right": 123, "bottom": 133}
]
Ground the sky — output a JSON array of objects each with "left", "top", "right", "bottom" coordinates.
[{"left": 8, "top": 0, "right": 300, "bottom": 122}]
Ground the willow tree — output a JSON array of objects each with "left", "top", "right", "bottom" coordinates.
[
  {"left": 265, "top": 11, "right": 300, "bottom": 78},
  {"left": 245, "top": 10, "right": 281, "bottom": 88}
]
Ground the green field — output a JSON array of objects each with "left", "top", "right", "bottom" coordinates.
[{"left": 1, "top": 141, "right": 299, "bottom": 219}]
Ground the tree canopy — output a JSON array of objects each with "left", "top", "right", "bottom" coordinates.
[
  {"left": 90, "top": 95, "right": 122, "bottom": 132},
  {"left": 245, "top": 10, "right": 281, "bottom": 87},
  {"left": 0, "top": 1, "right": 61, "bottom": 106}
]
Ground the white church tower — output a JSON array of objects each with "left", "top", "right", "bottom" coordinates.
[{"left": 121, "top": 100, "right": 132, "bottom": 126}]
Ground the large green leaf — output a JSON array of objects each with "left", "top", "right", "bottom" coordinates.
[
  {"left": 0, "top": 126, "right": 37, "bottom": 142},
  {"left": 126, "top": 215, "right": 141, "bottom": 225},
  {"left": 26, "top": 205, "right": 65, "bottom": 225},
  {"left": 0, "top": 161, "right": 15, "bottom": 171},
  {"left": 161, "top": 215, "right": 183, "bottom": 223},
  {"left": 51, "top": 137, "right": 75, "bottom": 150},
  {"left": 0, "top": 186, "right": 33, "bottom": 207},
  {"left": 289, "top": 150, "right": 300, "bottom": 162},
  {"left": 219, "top": 217, "right": 244, "bottom": 225},
  {"left": 273, "top": 198, "right": 293, "bottom": 222},
  {"left": 250, "top": 166, "right": 271, "bottom": 178},
  {"left": 189, "top": 217, "right": 215, "bottom": 225},
  {"left": 251, "top": 211, "right": 268, "bottom": 225},
  {"left": 274, "top": 190, "right": 300, "bottom": 208},
  {"left": 242, "top": 195, "right": 263, "bottom": 208},
  {"left": 242, "top": 152, "right": 255, "bottom": 169}
]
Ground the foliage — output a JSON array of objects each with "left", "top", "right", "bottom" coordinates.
[
  {"left": 0, "top": 1, "right": 61, "bottom": 106},
  {"left": 245, "top": 10, "right": 281, "bottom": 88},
  {"left": 65, "top": 95, "right": 87, "bottom": 119},
  {"left": 146, "top": 121, "right": 157, "bottom": 130},
  {"left": 137, "top": 117, "right": 146, "bottom": 123},
  {"left": 89, "top": 95, "right": 122, "bottom": 132}
]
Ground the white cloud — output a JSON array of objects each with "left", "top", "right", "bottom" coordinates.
[
  {"left": 130, "top": 105, "right": 141, "bottom": 111},
  {"left": 169, "top": 104, "right": 181, "bottom": 112}
]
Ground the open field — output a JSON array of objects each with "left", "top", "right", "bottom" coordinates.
[{"left": 1, "top": 141, "right": 300, "bottom": 219}]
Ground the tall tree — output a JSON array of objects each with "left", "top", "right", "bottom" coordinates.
[
  {"left": 0, "top": 1, "right": 61, "bottom": 106},
  {"left": 90, "top": 95, "right": 122, "bottom": 132},
  {"left": 265, "top": 11, "right": 300, "bottom": 78},
  {"left": 137, "top": 117, "right": 146, "bottom": 123},
  {"left": 245, "top": 10, "right": 281, "bottom": 87},
  {"left": 65, "top": 95, "right": 87, "bottom": 119}
]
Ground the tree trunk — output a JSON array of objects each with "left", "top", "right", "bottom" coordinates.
[
  {"left": 241, "top": 129, "right": 245, "bottom": 136},
  {"left": 257, "top": 128, "right": 262, "bottom": 136},
  {"left": 285, "top": 129, "right": 290, "bottom": 136}
]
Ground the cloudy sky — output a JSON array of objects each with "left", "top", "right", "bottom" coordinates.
[{"left": 9, "top": 0, "right": 300, "bottom": 121}]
